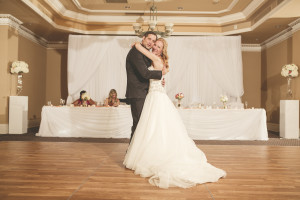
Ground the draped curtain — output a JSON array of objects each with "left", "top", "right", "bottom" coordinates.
[{"left": 67, "top": 35, "right": 243, "bottom": 106}]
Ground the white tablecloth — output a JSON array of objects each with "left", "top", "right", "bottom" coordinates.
[
  {"left": 37, "top": 106, "right": 268, "bottom": 140},
  {"left": 37, "top": 106, "right": 132, "bottom": 138},
  {"left": 178, "top": 109, "right": 268, "bottom": 140}
]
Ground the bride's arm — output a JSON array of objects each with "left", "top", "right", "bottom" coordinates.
[
  {"left": 135, "top": 43, "right": 161, "bottom": 64},
  {"left": 163, "top": 65, "right": 169, "bottom": 74}
]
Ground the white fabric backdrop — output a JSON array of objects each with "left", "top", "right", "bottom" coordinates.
[{"left": 67, "top": 35, "right": 244, "bottom": 106}]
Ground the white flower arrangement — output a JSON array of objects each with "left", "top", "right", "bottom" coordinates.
[
  {"left": 220, "top": 95, "right": 228, "bottom": 103},
  {"left": 81, "top": 93, "right": 90, "bottom": 101},
  {"left": 281, "top": 64, "right": 298, "bottom": 78},
  {"left": 11, "top": 61, "right": 29, "bottom": 74}
]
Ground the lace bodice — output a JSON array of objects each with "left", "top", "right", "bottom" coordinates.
[{"left": 148, "top": 66, "right": 165, "bottom": 93}]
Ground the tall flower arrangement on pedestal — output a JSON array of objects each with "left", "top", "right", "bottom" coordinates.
[
  {"left": 281, "top": 64, "right": 298, "bottom": 99},
  {"left": 11, "top": 61, "right": 29, "bottom": 95}
]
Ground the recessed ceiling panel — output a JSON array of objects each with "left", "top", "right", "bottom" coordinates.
[{"left": 74, "top": 0, "right": 236, "bottom": 12}]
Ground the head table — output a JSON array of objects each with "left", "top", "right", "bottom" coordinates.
[{"left": 37, "top": 106, "right": 268, "bottom": 140}]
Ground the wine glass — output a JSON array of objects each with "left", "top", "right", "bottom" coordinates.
[
  {"left": 212, "top": 102, "right": 216, "bottom": 109},
  {"left": 60, "top": 99, "right": 65, "bottom": 106},
  {"left": 47, "top": 101, "right": 52, "bottom": 106},
  {"left": 244, "top": 101, "right": 248, "bottom": 109}
]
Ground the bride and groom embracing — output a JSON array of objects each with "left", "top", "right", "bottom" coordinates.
[{"left": 124, "top": 31, "right": 226, "bottom": 189}]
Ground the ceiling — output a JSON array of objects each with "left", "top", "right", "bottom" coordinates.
[{"left": 0, "top": 0, "right": 300, "bottom": 45}]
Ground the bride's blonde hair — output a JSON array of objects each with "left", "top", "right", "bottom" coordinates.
[{"left": 156, "top": 38, "right": 169, "bottom": 70}]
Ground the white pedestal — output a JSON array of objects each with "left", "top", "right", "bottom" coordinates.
[
  {"left": 9, "top": 96, "right": 28, "bottom": 134},
  {"left": 280, "top": 100, "right": 299, "bottom": 139}
]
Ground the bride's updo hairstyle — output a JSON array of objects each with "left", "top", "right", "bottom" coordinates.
[{"left": 157, "top": 38, "right": 169, "bottom": 70}]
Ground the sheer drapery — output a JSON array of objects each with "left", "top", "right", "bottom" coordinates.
[
  {"left": 67, "top": 35, "right": 243, "bottom": 106},
  {"left": 67, "top": 35, "right": 136, "bottom": 104},
  {"left": 165, "top": 36, "right": 244, "bottom": 106}
]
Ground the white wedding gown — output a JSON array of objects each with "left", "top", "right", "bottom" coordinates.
[{"left": 123, "top": 67, "right": 226, "bottom": 189}]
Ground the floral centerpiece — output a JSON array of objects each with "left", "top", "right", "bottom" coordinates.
[
  {"left": 175, "top": 92, "right": 184, "bottom": 107},
  {"left": 281, "top": 64, "right": 298, "bottom": 99},
  {"left": 220, "top": 95, "right": 228, "bottom": 109},
  {"left": 81, "top": 92, "right": 90, "bottom": 107},
  {"left": 81, "top": 93, "right": 90, "bottom": 101},
  {"left": 11, "top": 61, "right": 29, "bottom": 95}
]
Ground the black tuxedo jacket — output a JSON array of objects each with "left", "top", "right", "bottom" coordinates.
[{"left": 125, "top": 46, "right": 162, "bottom": 99}]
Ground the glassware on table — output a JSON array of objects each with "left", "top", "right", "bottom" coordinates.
[
  {"left": 212, "top": 102, "right": 217, "bottom": 109},
  {"left": 199, "top": 103, "right": 205, "bottom": 109},
  {"left": 60, "top": 99, "right": 65, "bottom": 106},
  {"left": 244, "top": 101, "right": 248, "bottom": 109},
  {"left": 47, "top": 101, "right": 52, "bottom": 106}
]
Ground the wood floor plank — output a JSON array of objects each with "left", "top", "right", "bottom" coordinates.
[
  {"left": 1, "top": 141, "right": 300, "bottom": 200},
  {"left": 201, "top": 145, "right": 300, "bottom": 200}
]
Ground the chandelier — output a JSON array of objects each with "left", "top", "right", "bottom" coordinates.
[{"left": 133, "top": 0, "right": 174, "bottom": 38}]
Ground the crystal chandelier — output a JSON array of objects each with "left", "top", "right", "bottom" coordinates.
[{"left": 133, "top": 0, "right": 174, "bottom": 38}]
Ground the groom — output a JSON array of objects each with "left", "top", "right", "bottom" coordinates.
[{"left": 126, "top": 31, "right": 163, "bottom": 143}]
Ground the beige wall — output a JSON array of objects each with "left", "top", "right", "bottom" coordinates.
[
  {"left": 0, "top": 25, "right": 67, "bottom": 130},
  {"left": 0, "top": 27, "right": 18, "bottom": 125},
  {"left": 0, "top": 26, "right": 10, "bottom": 125},
  {"left": 242, "top": 51, "right": 261, "bottom": 108},
  {"left": 46, "top": 49, "right": 68, "bottom": 106},
  {"left": 18, "top": 35, "right": 47, "bottom": 127},
  {"left": 292, "top": 30, "right": 300, "bottom": 102},
  {"left": 262, "top": 30, "right": 300, "bottom": 125}
]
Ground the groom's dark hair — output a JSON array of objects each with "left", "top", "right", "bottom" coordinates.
[{"left": 143, "top": 31, "right": 157, "bottom": 40}]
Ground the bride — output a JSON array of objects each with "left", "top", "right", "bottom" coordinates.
[{"left": 123, "top": 38, "right": 226, "bottom": 189}]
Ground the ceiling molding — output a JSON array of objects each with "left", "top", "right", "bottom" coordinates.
[
  {"left": 0, "top": 14, "right": 62, "bottom": 49},
  {"left": 2, "top": 14, "right": 299, "bottom": 51},
  {"left": 0, "top": 14, "right": 23, "bottom": 29},
  {"left": 0, "top": 14, "right": 48, "bottom": 47},
  {"left": 43, "top": 0, "right": 264, "bottom": 25},
  {"left": 261, "top": 17, "right": 300, "bottom": 50},
  {"left": 21, "top": 0, "right": 56, "bottom": 27},
  {"left": 290, "top": 17, "right": 300, "bottom": 33},
  {"left": 242, "top": 0, "right": 265, "bottom": 17},
  {"left": 222, "top": 27, "right": 252, "bottom": 35},
  {"left": 71, "top": 0, "right": 240, "bottom": 14},
  {"left": 0, "top": 14, "right": 263, "bottom": 52},
  {"left": 0, "top": 12, "right": 254, "bottom": 38},
  {"left": 251, "top": 0, "right": 292, "bottom": 30},
  {"left": 18, "top": 26, "right": 48, "bottom": 47},
  {"left": 20, "top": 0, "right": 290, "bottom": 38},
  {"left": 241, "top": 44, "right": 261, "bottom": 52},
  {"left": 47, "top": 42, "right": 68, "bottom": 49}
]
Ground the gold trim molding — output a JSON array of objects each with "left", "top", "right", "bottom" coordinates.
[
  {"left": 71, "top": 0, "right": 240, "bottom": 14},
  {"left": 1, "top": 14, "right": 299, "bottom": 51}
]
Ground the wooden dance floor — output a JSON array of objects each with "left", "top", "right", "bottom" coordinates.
[{"left": 0, "top": 141, "right": 300, "bottom": 200}]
